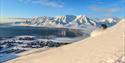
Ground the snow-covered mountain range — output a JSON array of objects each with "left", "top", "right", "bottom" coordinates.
[
  {"left": 13, "top": 15, "right": 121, "bottom": 29},
  {"left": 13, "top": 15, "right": 96, "bottom": 28},
  {"left": 95, "top": 17, "right": 120, "bottom": 27}
]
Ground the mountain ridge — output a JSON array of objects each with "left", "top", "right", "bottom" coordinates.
[
  {"left": 12, "top": 15, "right": 122, "bottom": 30},
  {"left": 13, "top": 15, "right": 96, "bottom": 28}
]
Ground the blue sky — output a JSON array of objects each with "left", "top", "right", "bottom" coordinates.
[{"left": 0, "top": 0, "right": 125, "bottom": 18}]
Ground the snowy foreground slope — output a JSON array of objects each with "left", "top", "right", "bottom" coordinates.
[{"left": 6, "top": 19, "right": 125, "bottom": 63}]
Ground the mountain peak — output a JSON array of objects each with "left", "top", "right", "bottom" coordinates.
[{"left": 77, "top": 15, "right": 86, "bottom": 17}]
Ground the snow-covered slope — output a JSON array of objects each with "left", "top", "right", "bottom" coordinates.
[
  {"left": 6, "top": 19, "right": 125, "bottom": 63},
  {"left": 91, "top": 18, "right": 121, "bottom": 37}
]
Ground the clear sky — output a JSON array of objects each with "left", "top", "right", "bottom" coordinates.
[{"left": 0, "top": 0, "right": 125, "bottom": 18}]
